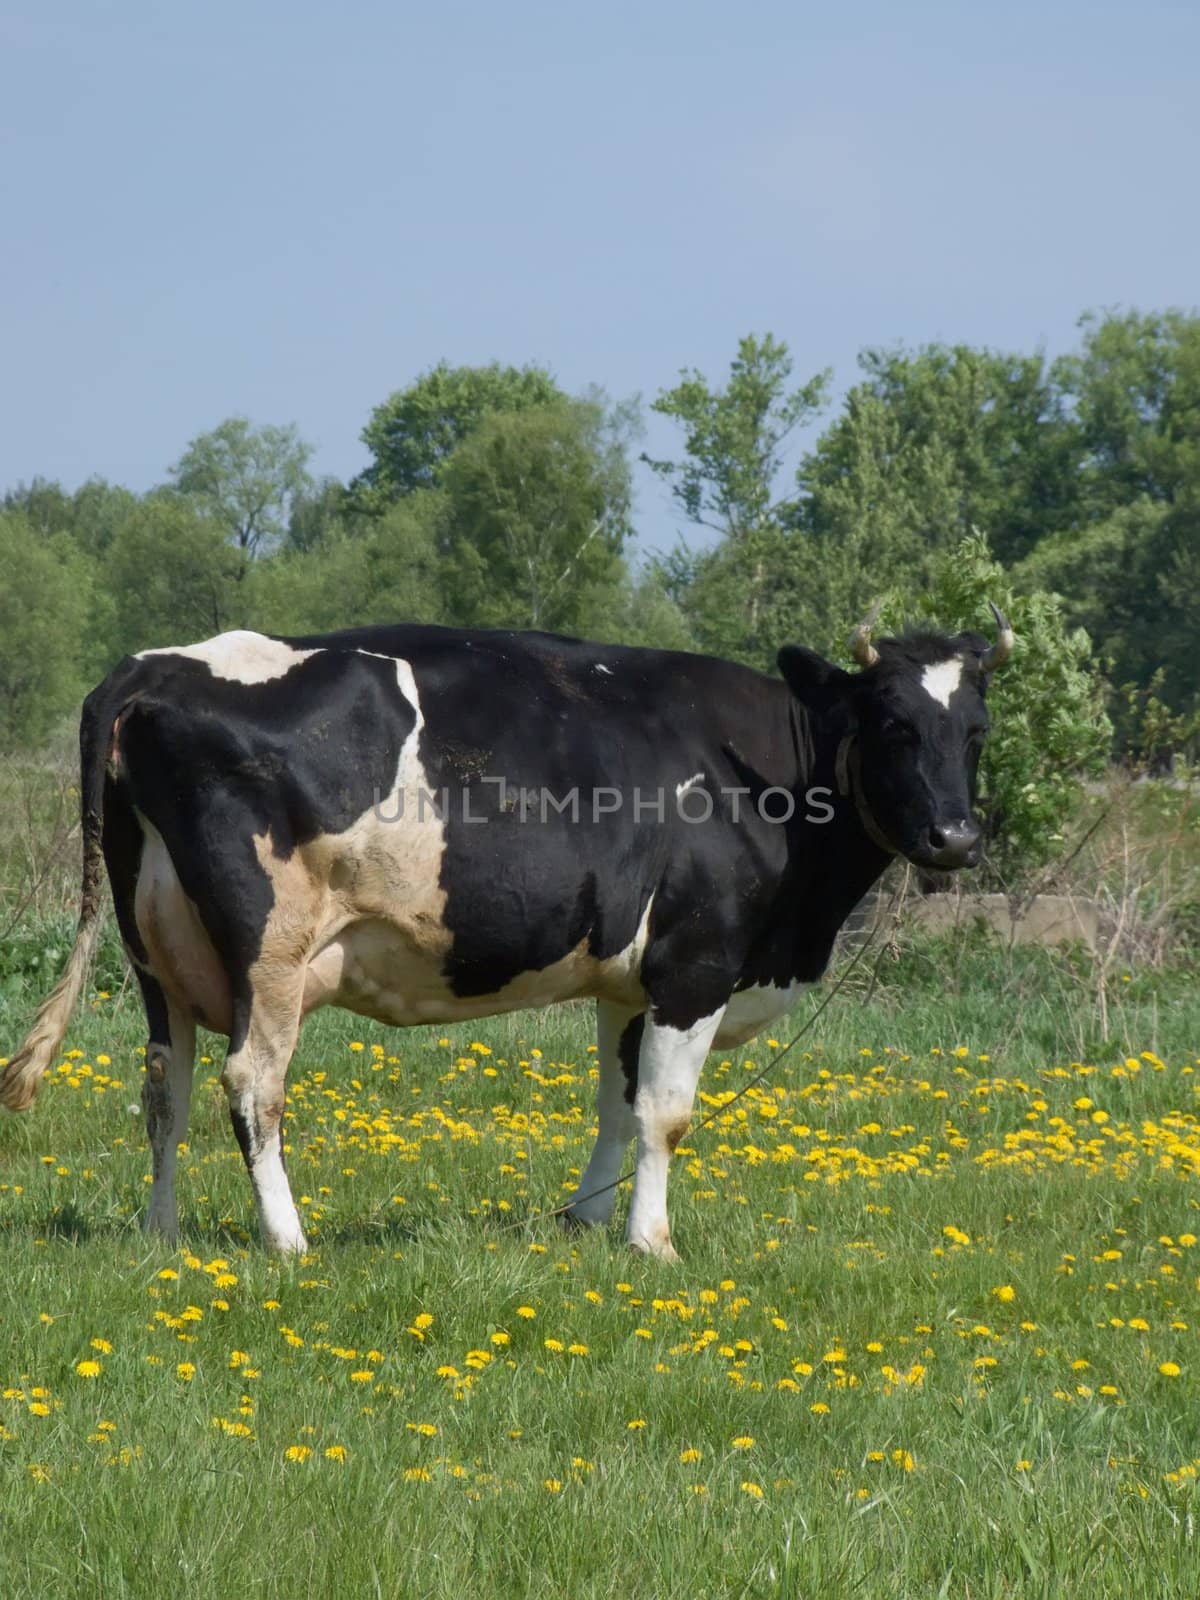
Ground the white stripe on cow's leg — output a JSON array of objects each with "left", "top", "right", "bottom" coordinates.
[
  {"left": 566, "top": 1001, "right": 641, "bottom": 1228},
  {"left": 221, "top": 1000, "right": 307, "bottom": 1255},
  {"left": 142, "top": 1000, "right": 196, "bottom": 1241},
  {"left": 626, "top": 1008, "right": 722, "bottom": 1262}
]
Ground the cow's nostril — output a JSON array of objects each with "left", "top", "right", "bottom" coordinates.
[{"left": 924, "top": 820, "right": 981, "bottom": 866}]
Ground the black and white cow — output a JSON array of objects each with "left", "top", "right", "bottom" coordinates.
[{"left": 1, "top": 610, "right": 1012, "bottom": 1260}]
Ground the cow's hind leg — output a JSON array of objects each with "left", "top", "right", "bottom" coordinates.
[
  {"left": 222, "top": 992, "right": 306, "bottom": 1254},
  {"left": 140, "top": 974, "right": 197, "bottom": 1241},
  {"left": 627, "top": 1009, "right": 723, "bottom": 1262},
  {"left": 566, "top": 1001, "right": 642, "bottom": 1228}
]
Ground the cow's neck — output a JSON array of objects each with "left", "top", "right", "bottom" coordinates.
[{"left": 782, "top": 701, "right": 894, "bottom": 983}]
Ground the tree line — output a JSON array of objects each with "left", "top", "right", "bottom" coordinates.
[{"left": 2, "top": 308, "right": 1196, "bottom": 778}]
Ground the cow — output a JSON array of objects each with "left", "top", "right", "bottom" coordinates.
[{"left": 1, "top": 608, "right": 1012, "bottom": 1260}]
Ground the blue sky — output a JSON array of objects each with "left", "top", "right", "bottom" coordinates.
[{"left": 2, "top": 0, "right": 1197, "bottom": 553}]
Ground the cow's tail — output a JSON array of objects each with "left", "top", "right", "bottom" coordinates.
[{"left": 0, "top": 684, "right": 114, "bottom": 1113}]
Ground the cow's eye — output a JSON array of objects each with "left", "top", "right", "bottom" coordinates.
[{"left": 880, "top": 716, "right": 916, "bottom": 744}]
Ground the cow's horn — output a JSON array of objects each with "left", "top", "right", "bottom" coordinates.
[
  {"left": 981, "top": 600, "right": 1014, "bottom": 671},
  {"left": 849, "top": 600, "right": 883, "bottom": 668}
]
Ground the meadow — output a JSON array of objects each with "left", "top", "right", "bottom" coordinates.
[{"left": 0, "top": 919, "right": 1197, "bottom": 1600}]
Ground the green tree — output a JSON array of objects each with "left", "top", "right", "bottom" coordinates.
[
  {"left": 438, "top": 398, "right": 633, "bottom": 633},
  {"left": 0, "top": 511, "right": 92, "bottom": 746},
  {"left": 1054, "top": 309, "right": 1200, "bottom": 515},
  {"left": 284, "top": 475, "right": 352, "bottom": 553},
  {"left": 169, "top": 418, "right": 313, "bottom": 558},
  {"left": 588, "top": 566, "right": 695, "bottom": 653},
  {"left": 353, "top": 362, "right": 565, "bottom": 509},
  {"left": 255, "top": 495, "right": 445, "bottom": 635},
  {"left": 104, "top": 498, "right": 245, "bottom": 657},
  {"left": 3, "top": 476, "right": 138, "bottom": 555},
  {"left": 645, "top": 334, "right": 828, "bottom": 654},
  {"left": 1027, "top": 310, "right": 1200, "bottom": 725},
  {"left": 781, "top": 344, "right": 1080, "bottom": 662}
]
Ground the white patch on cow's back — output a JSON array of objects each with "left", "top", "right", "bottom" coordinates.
[
  {"left": 676, "top": 772, "right": 705, "bottom": 799},
  {"left": 140, "top": 630, "right": 319, "bottom": 685},
  {"left": 920, "top": 657, "right": 963, "bottom": 710},
  {"left": 594, "top": 663, "right": 613, "bottom": 676}
]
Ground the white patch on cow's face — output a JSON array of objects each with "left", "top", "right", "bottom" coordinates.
[
  {"left": 920, "top": 657, "right": 963, "bottom": 710},
  {"left": 140, "top": 630, "right": 318, "bottom": 685},
  {"left": 676, "top": 772, "right": 705, "bottom": 800}
]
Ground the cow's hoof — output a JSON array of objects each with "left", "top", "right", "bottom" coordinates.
[
  {"left": 629, "top": 1233, "right": 681, "bottom": 1265},
  {"left": 266, "top": 1230, "right": 309, "bottom": 1257},
  {"left": 142, "top": 1211, "right": 179, "bottom": 1243},
  {"left": 560, "top": 1202, "right": 613, "bottom": 1232}
]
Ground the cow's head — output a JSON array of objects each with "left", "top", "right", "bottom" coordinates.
[{"left": 779, "top": 604, "right": 1014, "bottom": 869}]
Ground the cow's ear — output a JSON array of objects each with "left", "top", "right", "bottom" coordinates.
[{"left": 778, "top": 645, "right": 850, "bottom": 697}]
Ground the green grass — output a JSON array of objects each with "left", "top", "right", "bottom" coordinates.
[{"left": 2, "top": 937, "right": 1200, "bottom": 1599}]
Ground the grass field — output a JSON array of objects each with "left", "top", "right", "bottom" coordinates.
[{"left": 2, "top": 934, "right": 1200, "bottom": 1598}]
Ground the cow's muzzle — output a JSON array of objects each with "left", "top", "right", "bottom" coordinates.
[{"left": 913, "top": 819, "right": 982, "bottom": 870}]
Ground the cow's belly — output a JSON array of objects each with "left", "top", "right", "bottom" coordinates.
[
  {"left": 303, "top": 910, "right": 651, "bottom": 1027},
  {"left": 713, "top": 981, "right": 806, "bottom": 1050}
]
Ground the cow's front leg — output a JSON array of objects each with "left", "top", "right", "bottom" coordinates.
[
  {"left": 627, "top": 1008, "right": 723, "bottom": 1262},
  {"left": 566, "top": 1001, "right": 641, "bottom": 1228}
]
